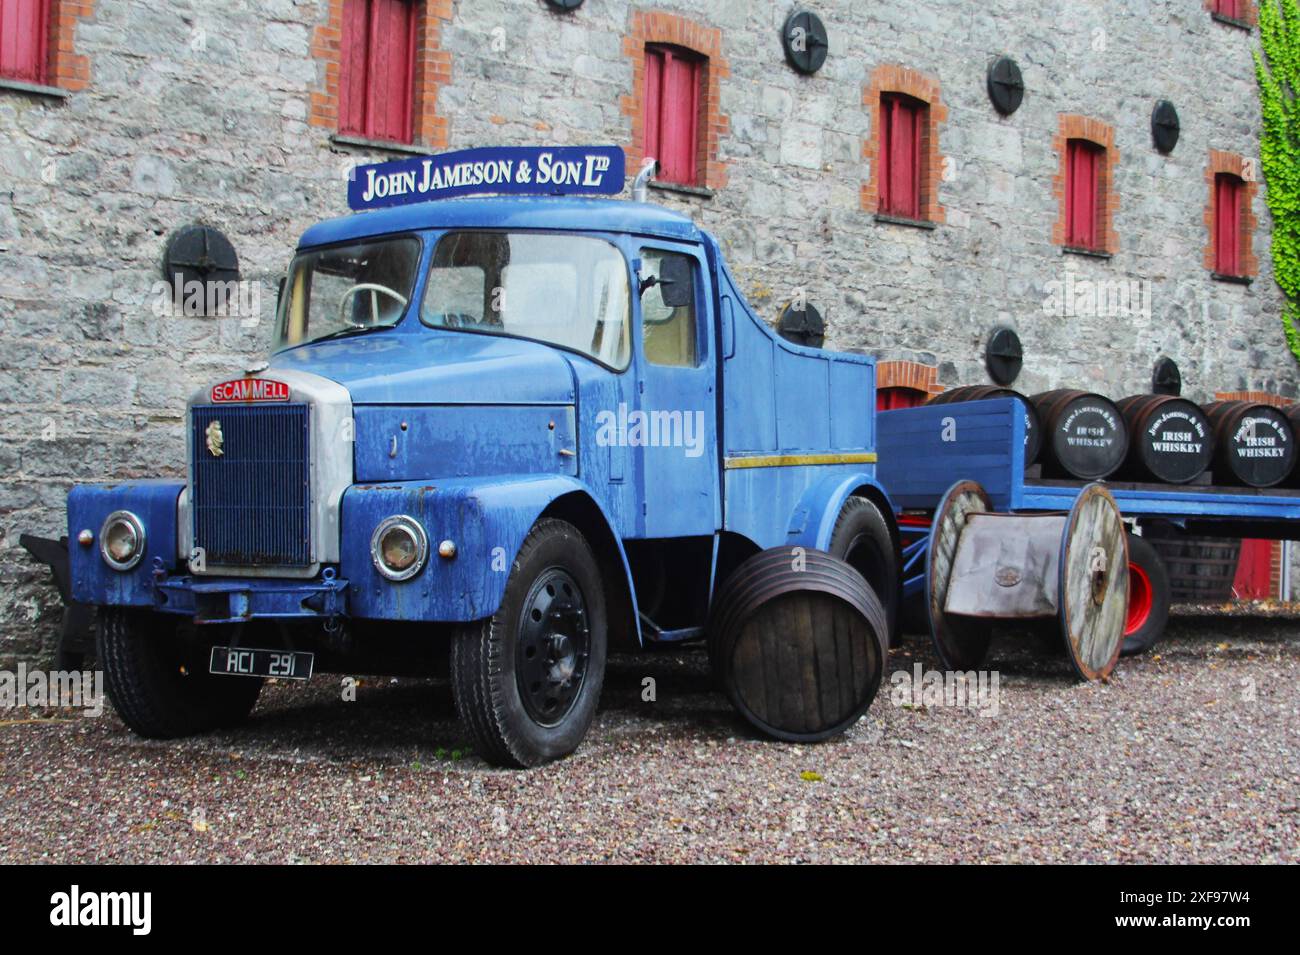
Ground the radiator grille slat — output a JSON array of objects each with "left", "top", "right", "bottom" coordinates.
[{"left": 190, "top": 404, "right": 311, "bottom": 567}]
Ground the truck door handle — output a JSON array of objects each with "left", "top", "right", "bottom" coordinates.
[{"left": 721, "top": 296, "right": 735, "bottom": 359}]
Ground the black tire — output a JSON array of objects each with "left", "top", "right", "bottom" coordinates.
[
  {"left": 829, "top": 495, "right": 900, "bottom": 646},
  {"left": 1121, "top": 534, "right": 1170, "bottom": 656},
  {"left": 451, "top": 518, "right": 607, "bottom": 768},
  {"left": 97, "top": 608, "right": 263, "bottom": 739}
]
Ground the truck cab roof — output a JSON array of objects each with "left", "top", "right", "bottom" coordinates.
[{"left": 297, "top": 196, "right": 705, "bottom": 249}]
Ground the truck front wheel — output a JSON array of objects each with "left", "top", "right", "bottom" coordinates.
[
  {"left": 450, "top": 518, "right": 607, "bottom": 768},
  {"left": 97, "top": 608, "right": 263, "bottom": 738}
]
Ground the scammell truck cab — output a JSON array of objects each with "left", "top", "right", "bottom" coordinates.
[{"left": 68, "top": 154, "right": 900, "bottom": 766}]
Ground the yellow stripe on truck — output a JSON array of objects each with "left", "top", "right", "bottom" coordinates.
[{"left": 723, "top": 452, "right": 879, "bottom": 470}]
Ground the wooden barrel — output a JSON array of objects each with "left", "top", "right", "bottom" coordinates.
[
  {"left": 1116, "top": 394, "right": 1214, "bottom": 484},
  {"left": 1142, "top": 522, "right": 1240, "bottom": 602},
  {"left": 1029, "top": 390, "right": 1129, "bottom": 480},
  {"left": 708, "top": 547, "right": 885, "bottom": 742},
  {"left": 926, "top": 385, "right": 1042, "bottom": 465},
  {"left": 1285, "top": 404, "right": 1300, "bottom": 483},
  {"left": 1201, "top": 401, "right": 1296, "bottom": 487}
]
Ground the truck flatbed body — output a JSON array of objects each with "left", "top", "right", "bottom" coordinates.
[{"left": 878, "top": 398, "right": 1300, "bottom": 533}]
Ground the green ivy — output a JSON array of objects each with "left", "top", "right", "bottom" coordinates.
[{"left": 1256, "top": 0, "right": 1300, "bottom": 363}]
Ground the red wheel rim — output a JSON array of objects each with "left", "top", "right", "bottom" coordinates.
[{"left": 1125, "top": 562, "right": 1153, "bottom": 635}]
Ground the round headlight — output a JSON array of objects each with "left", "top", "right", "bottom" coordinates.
[
  {"left": 370, "top": 515, "right": 428, "bottom": 582},
  {"left": 99, "top": 511, "right": 146, "bottom": 571}
]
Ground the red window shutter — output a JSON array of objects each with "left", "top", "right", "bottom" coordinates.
[
  {"left": 876, "top": 387, "right": 928, "bottom": 412},
  {"left": 339, "top": 0, "right": 416, "bottom": 144},
  {"left": 1066, "top": 139, "right": 1100, "bottom": 250},
  {"left": 644, "top": 47, "right": 663, "bottom": 172},
  {"left": 644, "top": 44, "right": 701, "bottom": 186},
  {"left": 1215, "top": 174, "right": 1243, "bottom": 276},
  {"left": 366, "top": 0, "right": 415, "bottom": 144},
  {"left": 0, "top": 0, "right": 50, "bottom": 85},
  {"left": 880, "top": 95, "right": 922, "bottom": 219},
  {"left": 339, "top": 0, "right": 371, "bottom": 137},
  {"left": 1215, "top": 0, "right": 1241, "bottom": 19}
]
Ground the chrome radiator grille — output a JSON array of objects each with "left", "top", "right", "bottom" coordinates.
[{"left": 190, "top": 404, "right": 312, "bottom": 567}]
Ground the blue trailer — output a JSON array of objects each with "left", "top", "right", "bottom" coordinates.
[
  {"left": 878, "top": 397, "right": 1300, "bottom": 666},
  {"left": 54, "top": 148, "right": 911, "bottom": 766}
]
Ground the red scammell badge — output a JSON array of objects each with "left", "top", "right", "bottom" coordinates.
[{"left": 210, "top": 378, "right": 291, "bottom": 403}]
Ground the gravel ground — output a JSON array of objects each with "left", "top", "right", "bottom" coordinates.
[{"left": 2, "top": 611, "right": 1298, "bottom": 864}]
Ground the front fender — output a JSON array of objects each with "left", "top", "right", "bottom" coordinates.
[
  {"left": 68, "top": 481, "right": 184, "bottom": 606},
  {"left": 786, "top": 472, "right": 896, "bottom": 550},
  {"left": 341, "top": 474, "right": 630, "bottom": 623}
]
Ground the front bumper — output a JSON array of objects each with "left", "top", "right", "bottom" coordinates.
[
  {"left": 71, "top": 473, "right": 603, "bottom": 624},
  {"left": 153, "top": 568, "right": 349, "bottom": 624}
]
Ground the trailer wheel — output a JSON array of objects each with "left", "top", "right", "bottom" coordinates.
[
  {"left": 97, "top": 608, "right": 262, "bottom": 739},
  {"left": 829, "top": 495, "right": 900, "bottom": 645},
  {"left": 450, "top": 518, "right": 607, "bottom": 768},
  {"left": 1121, "top": 534, "right": 1170, "bottom": 656}
]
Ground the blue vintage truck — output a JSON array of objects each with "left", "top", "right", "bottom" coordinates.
[{"left": 62, "top": 149, "right": 906, "bottom": 766}]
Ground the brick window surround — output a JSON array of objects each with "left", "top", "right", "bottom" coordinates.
[
  {"left": 1051, "top": 114, "right": 1120, "bottom": 256},
  {"left": 862, "top": 64, "right": 947, "bottom": 225},
  {"left": 1213, "top": 389, "right": 1288, "bottom": 407},
  {"left": 1203, "top": 150, "right": 1259, "bottom": 280},
  {"left": 0, "top": 0, "right": 93, "bottom": 92},
  {"left": 1207, "top": 0, "right": 1256, "bottom": 28},
  {"left": 621, "top": 10, "right": 729, "bottom": 192},
  {"left": 876, "top": 360, "right": 944, "bottom": 396},
  {"left": 311, "top": 0, "right": 451, "bottom": 149}
]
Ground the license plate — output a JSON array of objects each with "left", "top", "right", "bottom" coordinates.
[{"left": 209, "top": 647, "right": 314, "bottom": 681}]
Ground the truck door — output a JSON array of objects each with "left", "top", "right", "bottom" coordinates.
[{"left": 631, "top": 243, "right": 720, "bottom": 538}]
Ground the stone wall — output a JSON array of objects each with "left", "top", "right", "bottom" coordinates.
[{"left": 0, "top": 0, "right": 1290, "bottom": 660}]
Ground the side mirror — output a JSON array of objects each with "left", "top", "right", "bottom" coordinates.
[
  {"left": 276, "top": 275, "right": 286, "bottom": 314},
  {"left": 656, "top": 255, "right": 694, "bottom": 309}
]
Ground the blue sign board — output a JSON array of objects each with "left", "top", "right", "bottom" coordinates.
[{"left": 347, "top": 145, "right": 626, "bottom": 211}]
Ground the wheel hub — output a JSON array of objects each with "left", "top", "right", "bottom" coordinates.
[
  {"left": 515, "top": 569, "right": 590, "bottom": 726},
  {"left": 1125, "top": 562, "right": 1153, "bottom": 635},
  {"left": 546, "top": 631, "right": 577, "bottom": 685}
]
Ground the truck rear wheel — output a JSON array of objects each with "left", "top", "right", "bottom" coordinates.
[
  {"left": 829, "top": 495, "right": 900, "bottom": 645},
  {"left": 97, "top": 608, "right": 263, "bottom": 738},
  {"left": 1120, "top": 534, "right": 1170, "bottom": 656},
  {"left": 450, "top": 518, "right": 607, "bottom": 768}
]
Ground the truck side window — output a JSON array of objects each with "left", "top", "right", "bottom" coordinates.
[{"left": 641, "top": 250, "right": 697, "bottom": 367}]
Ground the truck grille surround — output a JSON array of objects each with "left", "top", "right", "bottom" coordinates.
[{"left": 190, "top": 404, "right": 312, "bottom": 567}]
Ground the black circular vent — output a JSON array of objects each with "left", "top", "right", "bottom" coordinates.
[
  {"left": 987, "top": 56, "right": 1024, "bottom": 116},
  {"left": 782, "top": 10, "right": 829, "bottom": 75},
  {"left": 1152, "top": 357, "right": 1182, "bottom": 396},
  {"left": 985, "top": 327, "right": 1023, "bottom": 385},
  {"left": 778, "top": 302, "right": 825, "bottom": 348},
  {"left": 162, "top": 225, "right": 240, "bottom": 312},
  {"left": 1152, "top": 100, "right": 1180, "bottom": 154}
]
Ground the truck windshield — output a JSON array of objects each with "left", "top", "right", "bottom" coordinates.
[
  {"left": 421, "top": 232, "right": 631, "bottom": 369},
  {"left": 275, "top": 237, "right": 421, "bottom": 349}
]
